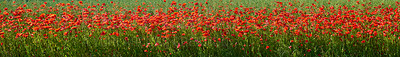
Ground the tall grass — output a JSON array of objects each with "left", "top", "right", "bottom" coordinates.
[{"left": 0, "top": 0, "right": 399, "bottom": 56}]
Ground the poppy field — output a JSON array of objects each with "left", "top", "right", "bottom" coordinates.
[{"left": 1, "top": 0, "right": 400, "bottom": 56}]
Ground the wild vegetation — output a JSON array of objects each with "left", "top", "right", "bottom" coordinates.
[{"left": 0, "top": 0, "right": 400, "bottom": 56}]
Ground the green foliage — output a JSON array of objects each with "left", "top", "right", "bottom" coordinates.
[{"left": 0, "top": 0, "right": 399, "bottom": 57}]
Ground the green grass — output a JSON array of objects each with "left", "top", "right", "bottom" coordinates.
[{"left": 0, "top": 0, "right": 399, "bottom": 56}]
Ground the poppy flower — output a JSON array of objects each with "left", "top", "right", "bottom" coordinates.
[
  {"left": 154, "top": 43, "right": 160, "bottom": 46},
  {"left": 54, "top": 34, "right": 58, "bottom": 37},
  {"left": 361, "top": 40, "right": 366, "bottom": 43},
  {"left": 198, "top": 44, "right": 202, "bottom": 47},
  {"left": 171, "top": 1, "right": 177, "bottom": 6},
  {"left": 101, "top": 31, "right": 106, "bottom": 36},
  {"left": 177, "top": 43, "right": 181, "bottom": 48},
  {"left": 125, "top": 37, "right": 128, "bottom": 41},
  {"left": 79, "top": 1, "right": 83, "bottom": 4},
  {"left": 64, "top": 32, "right": 68, "bottom": 35},
  {"left": 181, "top": 33, "right": 185, "bottom": 36},
  {"left": 3, "top": 11, "right": 8, "bottom": 15}
]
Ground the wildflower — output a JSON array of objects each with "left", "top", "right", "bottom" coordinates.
[
  {"left": 194, "top": 2, "right": 199, "bottom": 5},
  {"left": 218, "top": 38, "right": 221, "bottom": 42},
  {"left": 361, "top": 40, "right": 366, "bottom": 43},
  {"left": 305, "top": 40, "right": 309, "bottom": 43},
  {"left": 64, "top": 32, "right": 68, "bottom": 35},
  {"left": 177, "top": 43, "right": 181, "bottom": 48},
  {"left": 198, "top": 44, "right": 202, "bottom": 47},
  {"left": 71, "top": 27, "right": 77, "bottom": 29},
  {"left": 181, "top": 33, "right": 185, "bottom": 36},
  {"left": 125, "top": 37, "right": 128, "bottom": 41},
  {"left": 101, "top": 31, "right": 106, "bottom": 36},
  {"left": 155, "top": 43, "right": 159, "bottom": 46},
  {"left": 54, "top": 34, "right": 58, "bottom": 37},
  {"left": 3, "top": 11, "right": 8, "bottom": 15},
  {"left": 79, "top": 1, "right": 83, "bottom": 4},
  {"left": 171, "top": 1, "right": 177, "bottom": 6}
]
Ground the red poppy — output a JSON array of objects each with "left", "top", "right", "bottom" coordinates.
[
  {"left": 361, "top": 40, "right": 366, "bottom": 43},
  {"left": 124, "top": 37, "right": 128, "bottom": 41},
  {"left": 54, "top": 34, "right": 58, "bottom": 37},
  {"left": 171, "top": 1, "right": 177, "bottom": 6},
  {"left": 198, "top": 44, "right": 202, "bottom": 47},
  {"left": 155, "top": 43, "right": 159, "bottom": 46},
  {"left": 64, "top": 32, "right": 68, "bottom": 35},
  {"left": 3, "top": 11, "right": 8, "bottom": 15},
  {"left": 181, "top": 33, "right": 185, "bottom": 36},
  {"left": 177, "top": 43, "right": 181, "bottom": 48},
  {"left": 79, "top": 1, "right": 83, "bottom": 4},
  {"left": 71, "top": 27, "right": 77, "bottom": 29},
  {"left": 101, "top": 31, "right": 106, "bottom": 36}
]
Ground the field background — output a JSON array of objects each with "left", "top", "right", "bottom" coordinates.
[{"left": 0, "top": 0, "right": 399, "bottom": 56}]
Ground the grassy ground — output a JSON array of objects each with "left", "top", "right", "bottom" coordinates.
[{"left": 0, "top": 0, "right": 400, "bottom": 56}]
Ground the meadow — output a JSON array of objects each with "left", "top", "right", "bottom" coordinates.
[{"left": 0, "top": 0, "right": 400, "bottom": 56}]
